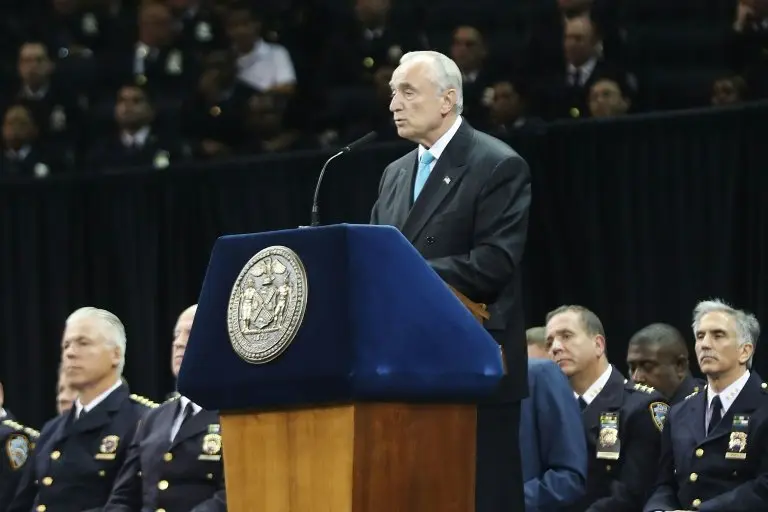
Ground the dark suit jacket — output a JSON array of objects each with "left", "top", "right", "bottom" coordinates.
[
  {"left": 0, "top": 413, "right": 40, "bottom": 512},
  {"left": 104, "top": 396, "right": 225, "bottom": 512},
  {"left": 520, "top": 359, "right": 587, "bottom": 511},
  {"left": 644, "top": 372, "right": 768, "bottom": 512},
  {"left": 568, "top": 367, "right": 668, "bottom": 512},
  {"left": 7, "top": 385, "right": 154, "bottom": 512},
  {"left": 370, "top": 118, "right": 532, "bottom": 402},
  {"left": 670, "top": 374, "right": 706, "bottom": 405}
]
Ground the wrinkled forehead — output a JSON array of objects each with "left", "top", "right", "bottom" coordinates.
[
  {"left": 63, "top": 318, "right": 102, "bottom": 343},
  {"left": 390, "top": 61, "right": 434, "bottom": 89},
  {"left": 546, "top": 311, "right": 584, "bottom": 337},
  {"left": 696, "top": 311, "right": 738, "bottom": 335}
]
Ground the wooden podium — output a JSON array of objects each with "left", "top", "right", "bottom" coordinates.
[{"left": 177, "top": 225, "right": 505, "bottom": 512}]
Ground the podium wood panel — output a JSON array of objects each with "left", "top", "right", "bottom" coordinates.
[{"left": 221, "top": 404, "right": 476, "bottom": 512}]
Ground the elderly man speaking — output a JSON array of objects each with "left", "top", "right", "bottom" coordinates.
[{"left": 370, "top": 50, "right": 532, "bottom": 512}]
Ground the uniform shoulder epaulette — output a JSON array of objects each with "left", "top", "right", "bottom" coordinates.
[
  {"left": 163, "top": 393, "right": 181, "bottom": 405},
  {"left": 130, "top": 394, "right": 160, "bottom": 409},
  {"left": 2, "top": 419, "right": 40, "bottom": 439},
  {"left": 684, "top": 389, "right": 699, "bottom": 400},
  {"left": 632, "top": 383, "right": 655, "bottom": 394}
]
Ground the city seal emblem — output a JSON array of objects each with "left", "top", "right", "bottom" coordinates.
[{"left": 227, "top": 245, "right": 308, "bottom": 364}]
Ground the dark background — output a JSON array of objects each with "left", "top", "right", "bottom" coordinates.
[{"left": 2, "top": 101, "right": 766, "bottom": 428}]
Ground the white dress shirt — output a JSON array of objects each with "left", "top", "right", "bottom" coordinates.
[
  {"left": 170, "top": 395, "right": 202, "bottom": 441},
  {"left": 574, "top": 365, "right": 613, "bottom": 405},
  {"left": 705, "top": 370, "right": 750, "bottom": 432},
  {"left": 417, "top": 115, "right": 463, "bottom": 175},
  {"left": 74, "top": 378, "right": 123, "bottom": 418}
]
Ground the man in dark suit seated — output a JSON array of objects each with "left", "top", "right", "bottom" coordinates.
[
  {"left": 626, "top": 323, "right": 705, "bottom": 405},
  {"left": 104, "top": 305, "right": 226, "bottom": 512},
  {"left": 644, "top": 299, "right": 768, "bottom": 512},
  {"left": 7, "top": 307, "right": 157, "bottom": 512},
  {"left": 370, "top": 50, "right": 532, "bottom": 512},
  {"left": 545, "top": 305, "right": 669, "bottom": 512},
  {"left": 522, "top": 330, "right": 588, "bottom": 511},
  {"left": 0, "top": 381, "right": 40, "bottom": 509},
  {"left": 86, "top": 84, "right": 190, "bottom": 173}
]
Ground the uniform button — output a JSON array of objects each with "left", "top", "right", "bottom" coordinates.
[
  {"left": 605, "top": 465, "right": 612, "bottom": 472},
  {"left": 42, "top": 477, "right": 53, "bottom": 486},
  {"left": 425, "top": 236, "right": 435, "bottom": 245},
  {"left": 692, "top": 498, "right": 702, "bottom": 508},
  {"left": 50, "top": 451, "right": 60, "bottom": 460},
  {"left": 138, "top": 471, "right": 142, "bottom": 477},
  {"left": 206, "top": 473, "right": 213, "bottom": 479},
  {"left": 695, "top": 448, "right": 704, "bottom": 457},
  {"left": 157, "top": 509, "right": 166, "bottom": 512},
  {"left": 36, "top": 506, "right": 46, "bottom": 512},
  {"left": 690, "top": 473, "right": 698, "bottom": 482},
  {"left": 163, "top": 452, "right": 173, "bottom": 462},
  {"left": 99, "top": 470, "right": 106, "bottom": 477},
  {"left": 733, "top": 471, "right": 738, "bottom": 477},
  {"left": 158, "top": 480, "right": 169, "bottom": 490}
]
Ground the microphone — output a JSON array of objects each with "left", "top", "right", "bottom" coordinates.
[{"left": 311, "top": 131, "right": 377, "bottom": 227}]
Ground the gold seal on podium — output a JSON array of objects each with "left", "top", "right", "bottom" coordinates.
[{"left": 227, "top": 246, "right": 308, "bottom": 364}]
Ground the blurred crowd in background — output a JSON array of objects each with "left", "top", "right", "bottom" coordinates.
[{"left": 1, "top": 0, "right": 766, "bottom": 178}]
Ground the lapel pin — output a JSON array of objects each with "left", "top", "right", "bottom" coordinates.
[{"left": 443, "top": 176, "right": 451, "bottom": 185}]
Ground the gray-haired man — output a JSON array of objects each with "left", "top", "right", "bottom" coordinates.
[
  {"left": 645, "top": 299, "right": 768, "bottom": 512},
  {"left": 370, "top": 50, "right": 532, "bottom": 512},
  {"left": 8, "top": 307, "right": 157, "bottom": 512}
]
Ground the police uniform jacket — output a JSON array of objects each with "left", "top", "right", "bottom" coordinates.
[
  {"left": 6, "top": 385, "right": 156, "bottom": 512},
  {"left": 670, "top": 374, "right": 706, "bottom": 406},
  {"left": 104, "top": 395, "right": 225, "bottom": 512},
  {"left": 567, "top": 366, "right": 669, "bottom": 512},
  {"left": 644, "top": 371, "right": 768, "bottom": 512},
  {"left": 0, "top": 414, "right": 40, "bottom": 511}
]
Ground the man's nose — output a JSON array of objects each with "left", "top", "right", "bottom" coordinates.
[
  {"left": 389, "top": 96, "right": 401, "bottom": 112},
  {"left": 631, "top": 368, "right": 642, "bottom": 382},
  {"left": 549, "top": 339, "right": 563, "bottom": 354}
]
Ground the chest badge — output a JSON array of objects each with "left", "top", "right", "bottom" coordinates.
[{"left": 95, "top": 435, "right": 119, "bottom": 460}]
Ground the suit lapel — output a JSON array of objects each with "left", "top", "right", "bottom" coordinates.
[
  {"left": 705, "top": 373, "right": 764, "bottom": 442},
  {"left": 48, "top": 411, "right": 74, "bottom": 446},
  {"left": 583, "top": 368, "right": 625, "bottom": 437},
  {"left": 170, "top": 408, "right": 215, "bottom": 450},
  {"left": 391, "top": 152, "right": 418, "bottom": 230},
  {"left": 400, "top": 121, "right": 473, "bottom": 243},
  {"left": 70, "top": 384, "right": 128, "bottom": 435},
  {"left": 683, "top": 390, "right": 707, "bottom": 445}
]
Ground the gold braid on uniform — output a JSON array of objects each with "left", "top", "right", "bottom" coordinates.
[
  {"left": 633, "top": 383, "right": 656, "bottom": 394},
  {"left": 2, "top": 419, "right": 40, "bottom": 440},
  {"left": 163, "top": 393, "right": 181, "bottom": 405},
  {"left": 129, "top": 394, "right": 160, "bottom": 409}
]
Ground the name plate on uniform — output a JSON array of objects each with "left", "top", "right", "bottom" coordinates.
[
  {"left": 597, "top": 412, "right": 620, "bottom": 460},
  {"left": 725, "top": 414, "right": 749, "bottom": 460}
]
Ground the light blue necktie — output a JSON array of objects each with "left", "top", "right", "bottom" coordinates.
[{"left": 413, "top": 150, "right": 435, "bottom": 201}]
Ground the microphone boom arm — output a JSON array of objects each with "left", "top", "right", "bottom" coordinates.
[{"left": 310, "top": 150, "right": 345, "bottom": 227}]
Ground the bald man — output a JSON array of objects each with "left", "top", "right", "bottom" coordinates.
[
  {"left": 626, "top": 323, "right": 704, "bottom": 404},
  {"left": 104, "top": 305, "right": 226, "bottom": 512}
]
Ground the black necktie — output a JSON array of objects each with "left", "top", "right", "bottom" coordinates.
[
  {"left": 708, "top": 395, "right": 722, "bottom": 434},
  {"left": 578, "top": 396, "right": 588, "bottom": 411},
  {"left": 177, "top": 401, "right": 193, "bottom": 426}
]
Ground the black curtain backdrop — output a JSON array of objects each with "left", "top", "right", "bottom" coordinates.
[{"left": 1, "top": 102, "right": 766, "bottom": 428}]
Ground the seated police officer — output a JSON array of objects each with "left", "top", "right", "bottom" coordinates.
[
  {"left": 644, "top": 299, "right": 768, "bottom": 512},
  {"left": 627, "top": 323, "right": 705, "bottom": 405},
  {"left": 8, "top": 307, "right": 156, "bottom": 512},
  {"left": 545, "top": 305, "right": 669, "bottom": 512},
  {"left": 104, "top": 304, "right": 226, "bottom": 512},
  {"left": 1, "top": 382, "right": 40, "bottom": 510}
]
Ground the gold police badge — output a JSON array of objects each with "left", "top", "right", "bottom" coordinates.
[{"left": 227, "top": 246, "right": 308, "bottom": 364}]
